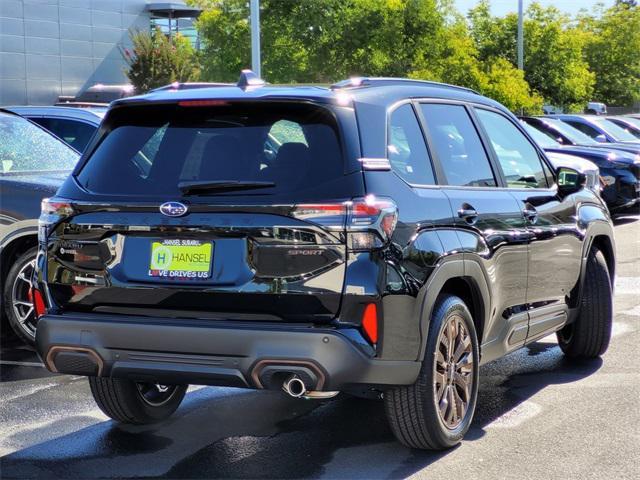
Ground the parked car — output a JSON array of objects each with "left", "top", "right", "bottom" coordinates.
[
  {"left": 0, "top": 109, "right": 79, "bottom": 344},
  {"left": 522, "top": 121, "right": 640, "bottom": 214},
  {"left": 34, "top": 73, "right": 614, "bottom": 451},
  {"left": 585, "top": 102, "right": 607, "bottom": 115},
  {"left": 6, "top": 106, "right": 104, "bottom": 152},
  {"left": 521, "top": 115, "right": 640, "bottom": 156},
  {"left": 550, "top": 114, "right": 640, "bottom": 145},
  {"left": 606, "top": 116, "right": 640, "bottom": 140}
]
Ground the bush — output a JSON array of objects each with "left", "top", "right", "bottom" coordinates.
[{"left": 123, "top": 28, "right": 200, "bottom": 93}]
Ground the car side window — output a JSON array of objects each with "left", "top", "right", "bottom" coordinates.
[
  {"left": 419, "top": 103, "right": 496, "bottom": 187},
  {"left": 475, "top": 109, "right": 549, "bottom": 188},
  {"left": 564, "top": 120, "right": 601, "bottom": 139},
  {"left": 387, "top": 104, "right": 436, "bottom": 185},
  {"left": 35, "top": 118, "right": 96, "bottom": 152}
]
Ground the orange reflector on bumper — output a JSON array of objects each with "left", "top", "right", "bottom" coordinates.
[{"left": 362, "top": 303, "right": 378, "bottom": 344}]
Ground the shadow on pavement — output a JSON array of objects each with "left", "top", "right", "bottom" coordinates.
[{"left": 0, "top": 341, "right": 602, "bottom": 479}]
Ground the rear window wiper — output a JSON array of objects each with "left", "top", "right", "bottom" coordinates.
[{"left": 178, "top": 180, "right": 276, "bottom": 195}]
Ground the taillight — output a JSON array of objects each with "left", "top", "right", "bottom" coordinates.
[
  {"left": 39, "top": 198, "right": 74, "bottom": 243},
  {"left": 292, "top": 195, "right": 398, "bottom": 251}
]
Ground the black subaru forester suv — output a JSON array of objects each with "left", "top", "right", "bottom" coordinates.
[{"left": 34, "top": 73, "right": 615, "bottom": 450}]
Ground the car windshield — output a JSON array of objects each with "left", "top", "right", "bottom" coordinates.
[
  {"left": 621, "top": 117, "right": 640, "bottom": 130},
  {"left": 76, "top": 102, "right": 344, "bottom": 198},
  {"left": 0, "top": 113, "right": 79, "bottom": 174},
  {"left": 592, "top": 118, "right": 639, "bottom": 142},
  {"left": 545, "top": 118, "right": 599, "bottom": 145},
  {"left": 523, "top": 123, "right": 559, "bottom": 148}
]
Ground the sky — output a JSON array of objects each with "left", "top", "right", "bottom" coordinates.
[{"left": 453, "top": 0, "right": 616, "bottom": 17}]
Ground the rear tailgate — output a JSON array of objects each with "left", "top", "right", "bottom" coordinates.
[{"left": 43, "top": 100, "right": 363, "bottom": 323}]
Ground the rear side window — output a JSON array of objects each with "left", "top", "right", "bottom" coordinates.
[
  {"left": 564, "top": 120, "right": 601, "bottom": 139},
  {"left": 476, "top": 109, "right": 549, "bottom": 188},
  {"left": 387, "top": 104, "right": 435, "bottom": 185},
  {"left": 420, "top": 104, "right": 496, "bottom": 187},
  {"left": 34, "top": 118, "right": 96, "bottom": 152},
  {"left": 77, "top": 103, "right": 344, "bottom": 197}
]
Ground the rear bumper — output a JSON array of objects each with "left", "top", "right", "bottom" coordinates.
[{"left": 35, "top": 313, "right": 421, "bottom": 391}]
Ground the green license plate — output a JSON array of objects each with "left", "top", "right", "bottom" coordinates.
[{"left": 148, "top": 240, "right": 213, "bottom": 279}]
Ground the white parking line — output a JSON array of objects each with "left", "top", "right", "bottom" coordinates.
[
  {"left": 0, "top": 360, "right": 44, "bottom": 368},
  {"left": 615, "top": 277, "right": 640, "bottom": 295}
]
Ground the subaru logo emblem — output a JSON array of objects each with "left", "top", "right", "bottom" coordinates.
[{"left": 159, "top": 202, "right": 188, "bottom": 217}]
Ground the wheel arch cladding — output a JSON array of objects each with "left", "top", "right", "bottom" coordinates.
[
  {"left": 591, "top": 234, "right": 615, "bottom": 286},
  {"left": 416, "top": 259, "right": 489, "bottom": 362}
]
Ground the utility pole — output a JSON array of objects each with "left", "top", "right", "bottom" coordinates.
[
  {"left": 517, "top": 0, "right": 524, "bottom": 71},
  {"left": 250, "top": 0, "right": 261, "bottom": 77}
]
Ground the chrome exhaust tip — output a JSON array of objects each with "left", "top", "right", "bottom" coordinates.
[{"left": 282, "top": 375, "right": 307, "bottom": 398}]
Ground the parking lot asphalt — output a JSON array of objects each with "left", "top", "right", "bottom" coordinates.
[{"left": 1, "top": 215, "right": 638, "bottom": 480}]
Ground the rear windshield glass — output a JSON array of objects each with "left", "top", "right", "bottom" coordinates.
[{"left": 77, "top": 102, "right": 344, "bottom": 197}]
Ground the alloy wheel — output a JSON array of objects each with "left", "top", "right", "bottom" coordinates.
[
  {"left": 433, "top": 313, "right": 474, "bottom": 430},
  {"left": 11, "top": 258, "right": 37, "bottom": 340}
]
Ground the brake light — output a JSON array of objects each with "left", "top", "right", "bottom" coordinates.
[
  {"left": 178, "top": 100, "right": 229, "bottom": 107},
  {"left": 32, "top": 287, "right": 47, "bottom": 318},
  {"left": 39, "top": 198, "right": 74, "bottom": 243},
  {"left": 292, "top": 195, "right": 398, "bottom": 251},
  {"left": 362, "top": 303, "right": 378, "bottom": 344}
]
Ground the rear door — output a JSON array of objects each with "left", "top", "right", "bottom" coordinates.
[
  {"left": 46, "top": 101, "right": 364, "bottom": 323},
  {"left": 418, "top": 102, "right": 530, "bottom": 351},
  {"left": 473, "top": 107, "right": 582, "bottom": 341}
]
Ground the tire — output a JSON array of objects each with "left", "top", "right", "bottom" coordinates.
[
  {"left": 557, "top": 248, "right": 612, "bottom": 359},
  {"left": 89, "top": 377, "right": 187, "bottom": 424},
  {"left": 384, "top": 295, "right": 479, "bottom": 450},
  {"left": 3, "top": 246, "right": 39, "bottom": 345}
]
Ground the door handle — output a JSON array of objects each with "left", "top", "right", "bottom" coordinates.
[
  {"left": 523, "top": 207, "right": 538, "bottom": 224},
  {"left": 458, "top": 205, "right": 478, "bottom": 224}
]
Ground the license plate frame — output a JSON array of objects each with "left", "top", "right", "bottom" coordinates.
[{"left": 148, "top": 239, "right": 213, "bottom": 279}]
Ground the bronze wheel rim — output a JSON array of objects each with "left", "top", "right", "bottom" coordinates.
[{"left": 433, "top": 313, "right": 473, "bottom": 430}]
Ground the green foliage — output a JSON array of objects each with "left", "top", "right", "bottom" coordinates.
[
  {"left": 189, "top": 0, "right": 636, "bottom": 111},
  {"left": 124, "top": 28, "right": 200, "bottom": 93},
  {"left": 469, "top": 1, "right": 594, "bottom": 110},
  {"left": 581, "top": 3, "right": 640, "bottom": 105}
]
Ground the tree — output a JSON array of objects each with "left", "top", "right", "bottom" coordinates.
[
  {"left": 469, "top": 1, "right": 594, "bottom": 111},
  {"left": 124, "top": 28, "right": 200, "bottom": 93},
  {"left": 581, "top": 3, "right": 640, "bottom": 105}
]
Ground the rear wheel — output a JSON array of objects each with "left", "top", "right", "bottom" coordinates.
[
  {"left": 3, "top": 247, "right": 38, "bottom": 345},
  {"left": 89, "top": 377, "right": 187, "bottom": 424},
  {"left": 384, "top": 295, "right": 479, "bottom": 450},
  {"left": 557, "top": 248, "right": 612, "bottom": 359}
]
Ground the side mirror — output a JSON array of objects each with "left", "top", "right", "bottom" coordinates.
[
  {"left": 556, "top": 166, "right": 586, "bottom": 195},
  {"left": 595, "top": 134, "right": 608, "bottom": 143}
]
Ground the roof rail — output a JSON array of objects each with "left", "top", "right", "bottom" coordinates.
[
  {"left": 150, "top": 82, "right": 232, "bottom": 93},
  {"left": 330, "top": 77, "right": 480, "bottom": 95},
  {"left": 237, "top": 69, "right": 266, "bottom": 89}
]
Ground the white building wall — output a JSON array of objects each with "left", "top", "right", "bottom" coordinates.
[{"left": 0, "top": 0, "right": 150, "bottom": 105}]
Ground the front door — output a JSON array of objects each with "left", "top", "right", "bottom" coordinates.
[{"left": 473, "top": 108, "right": 582, "bottom": 341}]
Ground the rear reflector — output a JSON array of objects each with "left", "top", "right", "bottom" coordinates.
[
  {"left": 32, "top": 288, "right": 47, "bottom": 318},
  {"left": 362, "top": 303, "right": 378, "bottom": 344}
]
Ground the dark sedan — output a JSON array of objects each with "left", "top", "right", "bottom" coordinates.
[
  {"left": 521, "top": 115, "right": 640, "bottom": 157},
  {"left": 550, "top": 114, "right": 640, "bottom": 145},
  {"left": 0, "top": 110, "right": 79, "bottom": 344},
  {"left": 523, "top": 121, "right": 640, "bottom": 214},
  {"left": 607, "top": 116, "right": 640, "bottom": 140}
]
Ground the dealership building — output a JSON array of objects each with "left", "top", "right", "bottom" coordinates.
[{"left": 0, "top": 0, "right": 200, "bottom": 106}]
